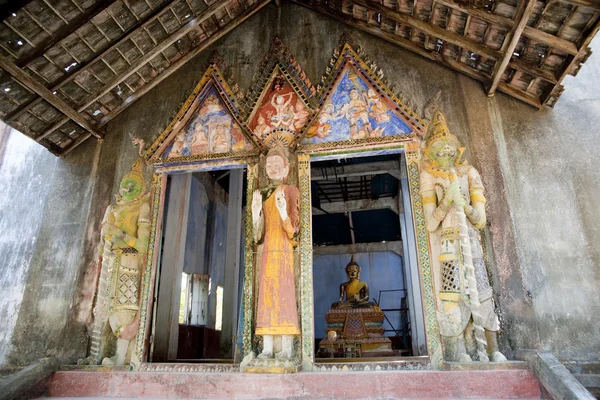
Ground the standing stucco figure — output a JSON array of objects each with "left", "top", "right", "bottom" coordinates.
[
  {"left": 80, "top": 159, "right": 150, "bottom": 366},
  {"left": 251, "top": 144, "right": 300, "bottom": 360},
  {"left": 420, "top": 111, "right": 507, "bottom": 363}
]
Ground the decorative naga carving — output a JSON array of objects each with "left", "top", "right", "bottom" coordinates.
[
  {"left": 81, "top": 159, "right": 151, "bottom": 366},
  {"left": 420, "top": 111, "right": 506, "bottom": 363}
]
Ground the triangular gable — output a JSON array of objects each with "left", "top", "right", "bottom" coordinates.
[
  {"left": 245, "top": 37, "right": 317, "bottom": 148},
  {"left": 302, "top": 44, "right": 425, "bottom": 145},
  {"left": 146, "top": 64, "right": 258, "bottom": 161}
]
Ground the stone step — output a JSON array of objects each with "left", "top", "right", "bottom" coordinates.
[{"left": 42, "top": 369, "right": 543, "bottom": 399}]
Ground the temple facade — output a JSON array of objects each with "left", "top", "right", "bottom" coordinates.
[{"left": 0, "top": 1, "right": 599, "bottom": 397}]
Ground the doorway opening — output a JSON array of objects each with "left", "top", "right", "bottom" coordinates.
[
  {"left": 151, "top": 168, "right": 246, "bottom": 363},
  {"left": 310, "top": 153, "right": 426, "bottom": 360}
]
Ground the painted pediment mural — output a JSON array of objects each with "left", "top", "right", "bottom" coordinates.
[
  {"left": 145, "top": 63, "right": 258, "bottom": 162},
  {"left": 163, "top": 85, "right": 252, "bottom": 158},
  {"left": 245, "top": 37, "right": 316, "bottom": 149},
  {"left": 304, "top": 44, "right": 423, "bottom": 145},
  {"left": 248, "top": 68, "right": 312, "bottom": 147},
  {"left": 147, "top": 37, "right": 427, "bottom": 163},
  {"left": 304, "top": 64, "right": 412, "bottom": 144}
]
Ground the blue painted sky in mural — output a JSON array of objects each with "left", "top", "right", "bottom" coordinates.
[{"left": 304, "top": 67, "right": 412, "bottom": 144}]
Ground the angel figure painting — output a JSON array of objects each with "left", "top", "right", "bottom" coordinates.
[
  {"left": 303, "top": 66, "right": 412, "bottom": 144},
  {"left": 249, "top": 73, "right": 310, "bottom": 143},
  {"left": 163, "top": 87, "right": 251, "bottom": 158}
]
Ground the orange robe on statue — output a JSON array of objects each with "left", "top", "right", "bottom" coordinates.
[{"left": 256, "top": 185, "right": 301, "bottom": 336}]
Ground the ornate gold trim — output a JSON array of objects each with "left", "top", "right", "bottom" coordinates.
[
  {"left": 133, "top": 172, "right": 165, "bottom": 368},
  {"left": 297, "top": 153, "right": 314, "bottom": 371},
  {"left": 145, "top": 64, "right": 260, "bottom": 161}
]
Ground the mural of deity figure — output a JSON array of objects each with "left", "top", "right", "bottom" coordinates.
[
  {"left": 80, "top": 159, "right": 150, "bottom": 366},
  {"left": 303, "top": 67, "right": 411, "bottom": 144},
  {"left": 339, "top": 87, "right": 371, "bottom": 139},
  {"left": 251, "top": 144, "right": 300, "bottom": 360},
  {"left": 165, "top": 91, "right": 249, "bottom": 158},
  {"left": 420, "top": 111, "right": 507, "bottom": 363},
  {"left": 270, "top": 93, "right": 295, "bottom": 129}
]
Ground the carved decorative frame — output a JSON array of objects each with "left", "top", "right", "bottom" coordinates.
[{"left": 133, "top": 36, "right": 444, "bottom": 371}]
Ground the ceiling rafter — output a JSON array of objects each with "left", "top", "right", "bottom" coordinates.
[
  {"left": 0, "top": 0, "right": 37, "bottom": 23},
  {"left": 46, "top": 0, "right": 235, "bottom": 138},
  {"left": 487, "top": 0, "right": 536, "bottom": 96},
  {"left": 0, "top": 0, "right": 598, "bottom": 156},
  {"left": 61, "top": 0, "right": 272, "bottom": 155},
  {"left": 293, "top": 0, "right": 600, "bottom": 109},
  {"left": 15, "top": 0, "right": 120, "bottom": 68},
  {"left": 0, "top": 55, "right": 104, "bottom": 139},
  {"left": 5, "top": 0, "right": 181, "bottom": 123}
]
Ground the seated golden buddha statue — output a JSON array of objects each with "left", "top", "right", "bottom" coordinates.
[
  {"left": 332, "top": 258, "right": 376, "bottom": 309},
  {"left": 319, "top": 257, "right": 393, "bottom": 357}
]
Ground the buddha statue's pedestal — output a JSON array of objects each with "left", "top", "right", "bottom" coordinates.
[{"left": 318, "top": 306, "right": 394, "bottom": 357}]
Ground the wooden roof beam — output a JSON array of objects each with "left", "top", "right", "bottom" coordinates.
[
  {"left": 58, "top": 0, "right": 271, "bottom": 152},
  {"left": 294, "top": 1, "right": 491, "bottom": 79},
  {"left": 487, "top": 0, "right": 536, "bottom": 96},
  {"left": 542, "top": 16, "right": 600, "bottom": 105},
  {"left": 353, "top": 0, "right": 502, "bottom": 59},
  {"left": 0, "top": 0, "right": 37, "bottom": 23},
  {"left": 96, "top": 0, "right": 271, "bottom": 127},
  {"left": 75, "top": 0, "right": 232, "bottom": 116},
  {"left": 0, "top": 56, "right": 103, "bottom": 139},
  {"left": 426, "top": 0, "right": 579, "bottom": 55},
  {"left": 5, "top": 0, "right": 180, "bottom": 123},
  {"left": 16, "top": 0, "right": 119, "bottom": 68}
]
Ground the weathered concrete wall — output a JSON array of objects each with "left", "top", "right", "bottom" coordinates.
[
  {"left": 1, "top": 1, "right": 598, "bottom": 365},
  {"left": 0, "top": 128, "right": 102, "bottom": 364},
  {"left": 0, "top": 131, "right": 57, "bottom": 364}
]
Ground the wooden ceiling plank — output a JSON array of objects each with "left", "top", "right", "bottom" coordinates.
[
  {"left": 0, "top": 42, "right": 19, "bottom": 59},
  {"left": 36, "top": 115, "right": 69, "bottom": 142},
  {"left": 509, "top": 58, "right": 558, "bottom": 83},
  {"left": 75, "top": 0, "right": 232, "bottom": 114},
  {"left": 61, "top": 132, "right": 93, "bottom": 156},
  {"left": 41, "top": 0, "right": 69, "bottom": 24},
  {"left": 46, "top": 6, "right": 104, "bottom": 57},
  {"left": 293, "top": 0, "right": 490, "bottom": 82},
  {"left": 522, "top": 25, "right": 578, "bottom": 54},
  {"left": 3, "top": 20, "right": 37, "bottom": 48},
  {"left": 436, "top": 0, "right": 513, "bottom": 28},
  {"left": 17, "top": 0, "right": 120, "bottom": 69},
  {"left": 543, "top": 15, "right": 600, "bottom": 104},
  {"left": 0, "top": 56, "right": 103, "bottom": 139},
  {"left": 97, "top": 0, "right": 272, "bottom": 128},
  {"left": 352, "top": 0, "right": 502, "bottom": 59},
  {"left": 487, "top": 0, "right": 536, "bottom": 96},
  {"left": 498, "top": 81, "right": 542, "bottom": 108},
  {"left": 0, "top": 0, "right": 37, "bottom": 24},
  {"left": 559, "top": 0, "right": 600, "bottom": 8},
  {"left": 5, "top": 0, "right": 180, "bottom": 123},
  {"left": 170, "top": 7, "right": 183, "bottom": 25},
  {"left": 106, "top": 6, "right": 128, "bottom": 32}
]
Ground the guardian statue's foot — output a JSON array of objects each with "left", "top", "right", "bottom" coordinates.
[
  {"left": 275, "top": 350, "right": 292, "bottom": 360},
  {"left": 256, "top": 352, "right": 272, "bottom": 360},
  {"left": 490, "top": 351, "right": 507, "bottom": 362},
  {"left": 458, "top": 353, "right": 473, "bottom": 363},
  {"left": 101, "top": 356, "right": 116, "bottom": 366}
]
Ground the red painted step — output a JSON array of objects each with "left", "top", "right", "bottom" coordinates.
[{"left": 44, "top": 369, "right": 542, "bottom": 399}]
